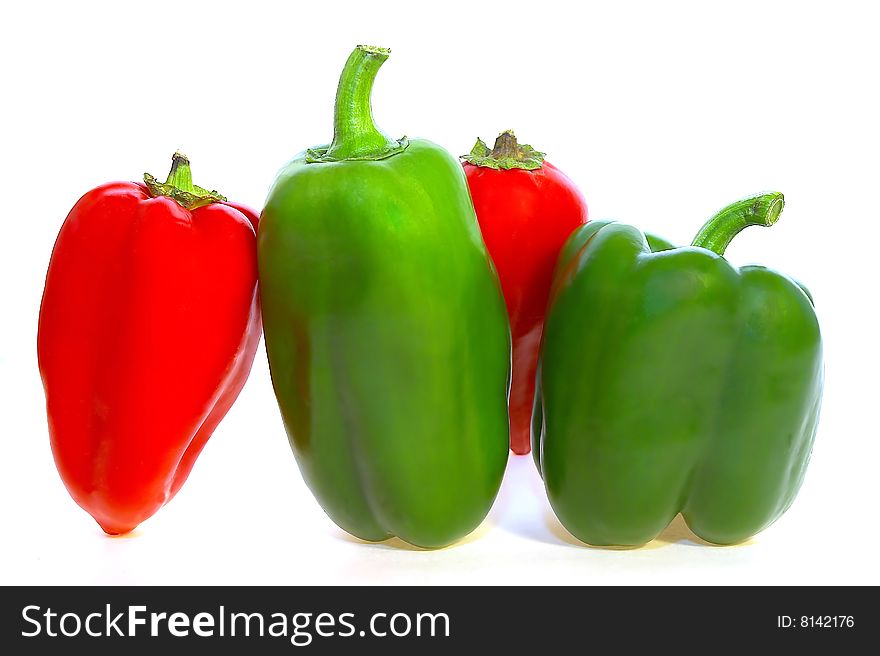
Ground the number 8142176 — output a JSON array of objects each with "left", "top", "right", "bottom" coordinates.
[{"left": 777, "top": 616, "right": 855, "bottom": 628}]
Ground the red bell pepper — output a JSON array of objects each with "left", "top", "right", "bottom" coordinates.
[
  {"left": 37, "top": 153, "right": 261, "bottom": 534},
  {"left": 463, "top": 131, "right": 588, "bottom": 454}
]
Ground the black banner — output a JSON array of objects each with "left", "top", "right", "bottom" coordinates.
[{"left": 0, "top": 586, "right": 869, "bottom": 652}]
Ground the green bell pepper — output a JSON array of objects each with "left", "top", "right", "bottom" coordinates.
[
  {"left": 533, "top": 193, "right": 823, "bottom": 546},
  {"left": 258, "top": 46, "right": 510, "bottom": 549}
]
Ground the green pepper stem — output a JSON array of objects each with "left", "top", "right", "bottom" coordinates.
[
  {"left": 323, "top": 45, "right": 403, "bottom": 161},
  {"left": 691, "top": 192, "right": 785, "bottom": 256}
]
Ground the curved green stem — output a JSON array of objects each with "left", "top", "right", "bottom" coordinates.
[
  {"left": 691, "top": 192, "right": 785, "bottom": 256},
  {"left": 144, "top": 152, "right": 225, "bottom": 210},
  {"left": 311, "top": 45, "right": 407, "bottom": 163}
]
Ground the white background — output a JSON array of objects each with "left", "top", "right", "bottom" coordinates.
[{"left": 2, "top": 0, "right": 878, "bottom": 585}]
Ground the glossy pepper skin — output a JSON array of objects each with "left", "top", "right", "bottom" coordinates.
[
  {"left": 38, "top": 154, "right": 261, "bottom": 535},
  {"left": 463, "top": 131, "right": 588, "bottom": 455},
  {"left": 258, "top": 46, "right": 510, "bottom": 549},
  {"left": 533, "top": 193, "right": 823, "bottom": 546}
]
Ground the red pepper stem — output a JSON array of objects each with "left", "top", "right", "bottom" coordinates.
[
  {"left": 164, "top": 152, "right": 196, "bottom": 194},
  {"left": 691, "top": 192, "right": 785, "bottom": 257},
  {"left": 490, "top": 131, "right": 523, "bottom": 159},
  {"left": 143, "top": 152, "right": 226, "bottom": 210},
  {"left": 462, "top": 130, "right": 545, "bottom": 170}
]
